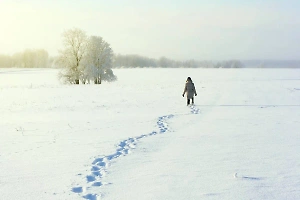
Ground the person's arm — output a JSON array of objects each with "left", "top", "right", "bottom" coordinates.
[{"left": 182, "top": 84, "right": 187, "bottom": 97}]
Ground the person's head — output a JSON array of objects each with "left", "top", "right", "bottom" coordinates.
[{"left": 186, "top": 77, "right": 192, "bottom": 82}]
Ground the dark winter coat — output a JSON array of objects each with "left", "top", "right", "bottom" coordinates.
[{"left": 183, "top": 80, "right": 197, "bottom": 99}]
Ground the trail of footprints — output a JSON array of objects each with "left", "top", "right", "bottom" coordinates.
[
  {"left": 72, "top": 115, "right": 174, "bottom": 199},
  {"left": 190, "top": 105, "right": 200, "bottom": 114},
  {"left": 72, "top": 106, "right": 199, "bottom": 199}
]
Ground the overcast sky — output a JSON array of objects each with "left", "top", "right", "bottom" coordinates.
[{"left": 1, "top": 0, "right": 299, "bottom": 60}]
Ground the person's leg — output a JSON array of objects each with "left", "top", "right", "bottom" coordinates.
[
  {"left": 187, "top": 98, "right": 190, "bottom": 105},
  {"left": 192, "top": 97, "right": 194, "bottom": 104}
]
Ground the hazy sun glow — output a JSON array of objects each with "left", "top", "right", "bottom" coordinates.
[{"left": 1, "top": 0, "right": 300, "bottom": 60}]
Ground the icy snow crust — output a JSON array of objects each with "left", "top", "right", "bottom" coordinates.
[{"left": 0, "top": 68, "right": 300, "bottom": 200}]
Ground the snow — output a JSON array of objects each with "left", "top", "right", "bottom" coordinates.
[{"left": 0, "top": 68, "right": 300, "bottom": 200}]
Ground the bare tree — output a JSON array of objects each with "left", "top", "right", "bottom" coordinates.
[
  {"left": 23, "top": 49, "right": 35, "bottom": 68},
  {"left": 57, "top": 28, "right": 87, "bottom": 84},
  {"left": 0, "top": 55, "right": 12, "bottom": 68},
  {"left": 215, "top": 60, "right": 244, "bottom": 68},
  {"left": 35, "top": 49, "right": 49, "bottom": 68},
  {"left": 3, "top": 49, "right": 49, "bottom": 68}
]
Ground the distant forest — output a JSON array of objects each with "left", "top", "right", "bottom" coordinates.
[
  {"left": 113, "top": 54, "right": 244, "bottom": 68},
  {"left": 0, "top": 49, "right": 52, "bottom": 68},
  {"left": 0, "top": 49, "right": 299, "bottom": 68}
]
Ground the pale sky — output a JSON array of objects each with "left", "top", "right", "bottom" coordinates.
[{"left": 1, "top": 0, "right": 300, "bottom": 60}]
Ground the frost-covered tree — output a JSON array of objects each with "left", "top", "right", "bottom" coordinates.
[
  {"left": 82, "top": 36, "right": 115, "bottom": 84},
  {"left": 57, "top": 29, "right": 116, "bottom": 84},
  {"left": 103, "top": 68, "right": 117, "bottom": 82},
  {"left": 57, "top": 28, "right": 87, "bottom": 84}
]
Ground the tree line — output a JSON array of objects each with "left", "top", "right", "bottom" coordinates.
[
  {"left": 0, "top": 51, "right": 244, "bottom": 69},
  {"left": 113, "top": 54, "right": 244, "bottom": 68},
  {"left": 0, "top": 27, "right": 244, "bottom": 75},
  {"left": 0, "top": 49, "right": 50, "bottom": 68}
]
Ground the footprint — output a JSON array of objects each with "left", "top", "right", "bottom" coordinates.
[
  {"left": 86, "top": 175, "right": 96, "bottom": 182},
  {"left": 91, "top": 166, "right": 100, "bottom": 171},
  {"left": 72, "top": 186, "right": 84, "bottom": 193},
  {"left": 92, "top": 158, "right": 103, "bottom": 165},
  {"left": 92, "top": 182, "right": 102, "bottom": 187},
  {"left": 96, "top": 161, "right": 106, "bottom": 167},
  {"left": 92, "top": 171, "right": 101, "bottom": 176},
  {"left": 190, "top": 105, "right": 200, "bottom": 114},
  {"left": 83, "top": 193, "right": 99, "bottom": 200}
]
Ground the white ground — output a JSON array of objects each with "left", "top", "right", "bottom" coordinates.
[{"left": 0, "top": 68, "right": 299, "bottom": 200}]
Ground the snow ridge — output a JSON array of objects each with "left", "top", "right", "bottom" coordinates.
[{"left": 72, "top": 114, "right": 174, "bottom": 199}]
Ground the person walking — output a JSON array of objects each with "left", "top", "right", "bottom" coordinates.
[{"left": 182, "top": 77, "right": 197, "bottom": 105}]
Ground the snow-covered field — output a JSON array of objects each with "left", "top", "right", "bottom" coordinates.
[{"left": 0, "top": 68, "right": 300, "bottom": 200}]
